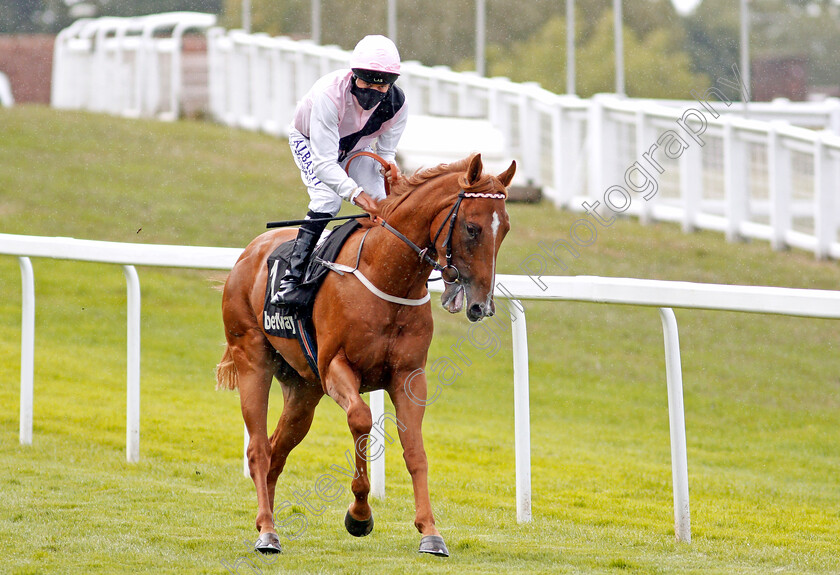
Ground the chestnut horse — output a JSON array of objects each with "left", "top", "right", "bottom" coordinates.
[{"left": 216, "top": 153, "right": 514, "bottom": 556}]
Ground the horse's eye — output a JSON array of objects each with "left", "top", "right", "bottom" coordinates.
[{"left": 465, "top": 223, "right": 481, "bottom": 238}]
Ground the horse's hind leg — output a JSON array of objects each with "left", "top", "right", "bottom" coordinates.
[
  {"left": 229, "top": 330, "right": 281, "bottom": 550},
  {"left": 323, "top": 354, "right": 374, "bottom": 537},
  {"left": 265, "top": 373, "right": 323, "bottom": 516}
]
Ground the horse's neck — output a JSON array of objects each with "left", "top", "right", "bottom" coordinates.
[{"left": 361, "top": 181, "right": 456, "bottom": 297}]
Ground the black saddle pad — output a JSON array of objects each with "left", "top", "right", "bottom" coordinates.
[{"left": 262, "top": 220, "right": 363, "bottom": 375}]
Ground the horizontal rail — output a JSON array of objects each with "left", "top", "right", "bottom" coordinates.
[
  {"left": 4, "top": 234, "right": 840, "bottom": 543},
  {"left": 489, "top": 274, "right": 840, "bottom": 319},
  {"left": 5, "top": 233, "right": 839, "bottom": 319},
  {"left": 0, "top": 233, "right": 242, "bottom": 270}
]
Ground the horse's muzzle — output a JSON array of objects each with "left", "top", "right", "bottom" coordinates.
[
  {"left": 467, "top": 302, "right": 485, "bottom": 322},
  {"left": 443, "top": 283, "right": 495, "bottom": 322},
  {"left": 466, "top": 298, "right": 495, "bottom": 322}
]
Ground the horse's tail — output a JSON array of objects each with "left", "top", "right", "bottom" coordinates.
[{"left": 215, "top": 344, "right": 239, "bottom": 391}]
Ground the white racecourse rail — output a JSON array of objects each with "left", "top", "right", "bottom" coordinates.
[
  {"left": 51, "top": 12, "right": 217, "bottom": 120},
  {"left": 5, "top": 234, "right": 840, "bottom": 542},
  {"left": 51, "top": 15, "right": 840, "bottom": 261},
  {"left": 203, "top": 28, "right": 840, "bottom": 261}
]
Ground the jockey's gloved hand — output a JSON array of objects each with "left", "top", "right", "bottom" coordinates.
[
  {"left": 381, "top": 163, "right": 401, "bottom": 183},
  {"left": 352, "top": 190, "right": 379, "bottom": 216}
]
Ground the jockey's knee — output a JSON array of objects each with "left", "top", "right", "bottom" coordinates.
[{"left": 307, "top": 189, "right": 342, "bottom": 215}]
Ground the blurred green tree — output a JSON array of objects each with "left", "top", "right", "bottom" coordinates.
[
  {"left": 685, "top": 0, "right": 840, "bottom": 94},
  {"left": 0, "top": 0, "right": 41, "bottom": 33},
  {"left": 0, "top": 0, "right": 222, "bottom": 34},
  {"left": 487, "top": 10, "right": 707, "bottom": 98},
  {"left": 218, "top": 0, "right": 705, "bottom": 98}
]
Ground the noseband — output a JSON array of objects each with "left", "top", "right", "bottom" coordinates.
[{"left": 375, "top": 189, "right": 507, "bottom": 285}]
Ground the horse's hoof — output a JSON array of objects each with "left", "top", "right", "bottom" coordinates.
[
  {"left": 344, "top": 509, "right": 374, "bottom": 537},
  {"left": 418, "top": 534, "right": 449, "bottom": 557},
  {"left": 254, "top": 532, "right": 282, "bottom": 554}
]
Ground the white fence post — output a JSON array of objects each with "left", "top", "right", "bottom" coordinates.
[
  {"left": 19, "top": 257, "right": 35, "bottom": 446},
  {"left": 0, "top": 70, "right": 13, "bottom": 107},
  {"left": 827, "top": 97, "right": 840, "bottom": 135},
  {"left": 723, "top": 118, "right": 747, "bottom": 242},
  {"left": 370, "top": 389, "right": 386, "bottom": 499},
  {"left": 635, "top": 108, "right": 655, "bottom": 225},
  {"left": 511, "top": 301, "right": 532, "bottom": 523},
  {"left": 251, "top": 35, "right": 270, "bottom": 132},
  {"left": 587, "top": 95, "right": 605, "bottom": 203},
  {"left": 768, "top": 122, "right": 792, "bottom": 251},
  {"left": 680, "top": 136, "right": 702, "bottom": 233},
  {"left": 548, "top": 105, "right": 566, "bottom": 206},
  {"left": 813, "top": 135, "right": 836, "bottom": 260},
  {"left": 658, "top": 308, "right": 691, "bottom": 543},
  {"left": 519, "top": 85, "right": 540, "bottom": 186},
  {"left": 123, "top": 265, "right": 141, "bottom": 463}
]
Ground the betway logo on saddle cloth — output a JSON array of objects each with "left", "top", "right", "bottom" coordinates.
[{"left": 264, "top": 312, "right": 296, "bottom": 335}]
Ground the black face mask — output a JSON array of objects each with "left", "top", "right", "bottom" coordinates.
[{"left": 351, "top": 80, "right": 388, "bottom": 110}]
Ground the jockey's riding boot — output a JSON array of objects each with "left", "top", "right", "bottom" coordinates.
[{"left": 271, "top": 211, "right": 331, "bottom": 307}]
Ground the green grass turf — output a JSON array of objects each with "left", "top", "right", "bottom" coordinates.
[{"left": 1, "top": 106, "right": 839, "bottom": 574}]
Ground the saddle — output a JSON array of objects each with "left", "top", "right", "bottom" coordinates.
[{"left": 262, "top": 219, "right": 363, "bottom": 376}]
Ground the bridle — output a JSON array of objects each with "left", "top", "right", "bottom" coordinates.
[
  {"left": 343, "top": 151, "right": 506, "bottom": 286},
  {"left": 374, "top": 188, "right": 506, "bottom": 285}
]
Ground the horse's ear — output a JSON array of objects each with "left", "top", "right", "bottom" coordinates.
[
  {"left": 466, "top": 153, "right": 483, "bottom": 186},
  {"left": 497, "top": 160, "right": 516, "bottom": 188}
]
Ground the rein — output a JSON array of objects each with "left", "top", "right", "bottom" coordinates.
[
  {"left": 341, "top": 151, "right": 453, "bottom": 280},
  {"left": 361, "top": 188, "right": 506, "bottom": 304},
  {"left": 318, "top": 187, "right": 506, "bottom": 306},
  {"left": 267, "top": 151, "right": 395, "bottom": 229},
  {"left": 375, "top": 218, "right": 442, "bottom": 274},
  {"left": 299, "top": 149, "right": 507, "bottom": 305},
  {"left": 344, "top": 151, "right": 395, "bottom": 196}
]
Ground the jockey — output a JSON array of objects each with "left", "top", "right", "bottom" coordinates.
[{"left": 271, "top": 34, "right": 407, "bottom": 308}]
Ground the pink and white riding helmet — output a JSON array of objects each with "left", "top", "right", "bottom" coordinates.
[{"left": 350, "top": 35, "right": 400, "bottom": 85}]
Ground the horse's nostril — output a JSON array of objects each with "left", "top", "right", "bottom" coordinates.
[{"left": 469, "top": 303, "right": 484, "bottom": 316}]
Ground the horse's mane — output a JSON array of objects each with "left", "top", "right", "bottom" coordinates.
[{"left": 361, "top": 154, "right": 496, "bottom": 226}]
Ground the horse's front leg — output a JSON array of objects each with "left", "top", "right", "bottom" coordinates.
[
  {"left": 324, "top": 353, "right": 374, "bottom": 537},
  {"left": 389, "top": 369, "right": 449, "bottom": 557}
]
